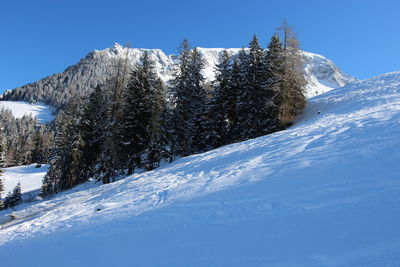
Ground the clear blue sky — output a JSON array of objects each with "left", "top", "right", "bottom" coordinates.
[{"left": 1, "top": 0, "right": 399, "bottom": 92}]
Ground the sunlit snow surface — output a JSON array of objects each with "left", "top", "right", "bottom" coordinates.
[
  {"left": 2, "top": 164, "right": 48, "bottom": 195},
  {"left": 1, "top": 72, "right": 400, "bottom": 266},
  {"left": 0, "top": 101, "right": 54, "bottom": 123}
]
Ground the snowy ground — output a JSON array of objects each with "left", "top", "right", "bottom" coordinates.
[
  {"left": 0, "top": 71, "right": 400, "bottom": 266},
  {"left": 0, "top": 101, "right": 54, "bottom": 123},
  {"left": 2, "top": 164, "right": 48, "bottom": 195}
]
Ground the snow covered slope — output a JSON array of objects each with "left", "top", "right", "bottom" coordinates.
[
  {"left": 302, "top": 51, "right": 355, "bottom": 97},
  {"left": 1, "top": 43, "right": 355, "bottom": 109},
  {"left": 2, "top": 164, "right": 48, "bottom": 195},
  {"left": 0, "top": 101, "right": 54, "bottom": 123},
  {"left": 1, "top": 71, "right": 399, "bottom": 266}
]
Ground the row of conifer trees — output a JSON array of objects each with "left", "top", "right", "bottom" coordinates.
[
  {"left": 0, "top": 130, "right": 23, "bottom": 210},
  {"left": 0, "top": 108, "right": 53, "bottom": 167},
  {"left": 41, "top": 24, "right": 306, "bottom": 196}
]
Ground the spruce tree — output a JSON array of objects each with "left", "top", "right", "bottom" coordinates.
[
  {"left": 68, "top": 130, "right": 85, "bottom": 187},
  {"left": 121, "top": 51, "right": 166, "bottom": 174},
  {"left": 206, "top": 50, "right": 231, "bottom": 149},
  {"left": 99, "top": 46, "right": 131, "bottom": 183},
  {"left": 41, "top": 120, "right": 67, "bottom": 195},
  {"left": 5, "top": 182, "right": 22, "bottom": 208},
  {"left": 158, "top": 106, "right": 175, "bottom": 163},
  {"left": 265, "top": 34, "right": 285, "bottom": 130},
  {"left": 14, "top": 182, "right": 22, "bottom": 204},
  {"left": 80, "top": 85, "right": 107, "bottom": 179},
  {"left": 188, "top": 48, "right": 207, "bottom": 153},
  {"left": 226, "top": 58, "right": 244, "bottom": 143},
  {"left": 41, "top": 100, "right": 81, "bottom": 195},
  {"left": 31, "top": 129, "right": 44, "bottom": 164},
  {"left": 0, "top": 128, "right": 5, "bottom": 210},
  {"left": 237, "top": 35, "right": 272, "bottom": 140},
  {"left": 143, "top": 78, "right": 167, "bottom": 170},
  {"left": 170, "top": 41, "right": 207, "bottom": 156},
  {"left": 169, "top": 40, "right": 193, "bottom": 157},
  {"left": 235, "top": 48, "right": 250, "bottom": 141}
]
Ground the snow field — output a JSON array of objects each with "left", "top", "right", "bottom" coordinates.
[
  {"left": 2, "top": 164, "right": 48, "bottom": 195},
  {"left": 0, "top": 101, "right": 54, "bottom": 123},
  {"left": 0, "top": 71, "right": 399, "bottom": 266}
]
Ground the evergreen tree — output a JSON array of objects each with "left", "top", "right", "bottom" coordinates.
[
  {"left": 143, "top": 78, "right": 168, "bottom": 170},
  {"left": 0, "top": 128, "right": 5, "bottom": 210},
  {"left": 99, "top": 46, "right": 131, "bottom": 183},
  {"left": 265, "top": 34, "right": 285, "bottom": 130},
  {"left": 41, "top": 113, "right": 69, "bottom": 195},
  {"left": 41, "top": 100, "right": 81, "bottom": 195},
  {"left": 30, "top": 127, "right": 53, "bottom": 164},
  {"left": 170, "top": 41, "right": 207, "bottom": 156},
  {"left": 226, "top": 58, "right": 244, "bottom": 143},
  {"left": 158, "top": 106, "right": 175, "bottom": 163},
  {"left": 169, "top": 40, "right": 193, "bottom": 157},
  {"left": 13, "top": 182, "right": 22, "bottom": 205},
  {"left": 234, "top": 48, "right": 251, "bottom": 141},
  {"left": 237, "top": 35, "right": 272, "bottom": 140},
  {"left": 31, "top": 129, "right": 45, "bottom": 164},
  {"left": 80, "top": 85, "right": 107, "bottom": 179},
  {"left": 121, "top": 51, "right": 166, "bottom": 174},
  {"left": 206, "top": 50, "right": 231, "bottom": 149},
  {"left": 188, "top": 47, "right": 208, "bottom": 153},
  {"left": 5, "top": 182, "right": 22, "bottom": 208},
  {"left": 68, "top": 130, "right": 85, "bottom": 187}
]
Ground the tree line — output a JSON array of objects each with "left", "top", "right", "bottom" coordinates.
[
  {"left": 1, "top": 51, "right": 113, "bottom": 111},
  {"left": 0, "top": 108, "right": 51, "bottom": 210},
  {"left": 0, "top": 107, "right": 53, "bottom": 167},
  {"left": 41, "top": 24, "right": 307, "bottom": 196},
  {"left": 0, "top": 130, "right": 23, "bottom": 210}
]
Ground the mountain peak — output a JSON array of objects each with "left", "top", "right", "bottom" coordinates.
[{"left": 113, "top": 42, "right": 123, "bottom": 49}]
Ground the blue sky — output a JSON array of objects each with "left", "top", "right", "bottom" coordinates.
[{"left": 1, "top": 0, "right": 399, "bottom": 92}]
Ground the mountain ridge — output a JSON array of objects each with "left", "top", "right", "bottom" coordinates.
[{"left": 1, "top": 43, "right": 356, "bottom": 110}]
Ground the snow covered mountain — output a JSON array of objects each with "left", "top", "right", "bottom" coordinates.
[
  {"left": 1, "top": 43, "right": 355, "bottom": 110},
  {"left": 95, "top": 44, "right": 355, "bottom": 97},
  {"left": 302, "top": 51, "right": 355, "bottom": 96},
  {"left": 0, "top": 70, "right": 399, "bottom": 266}
]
